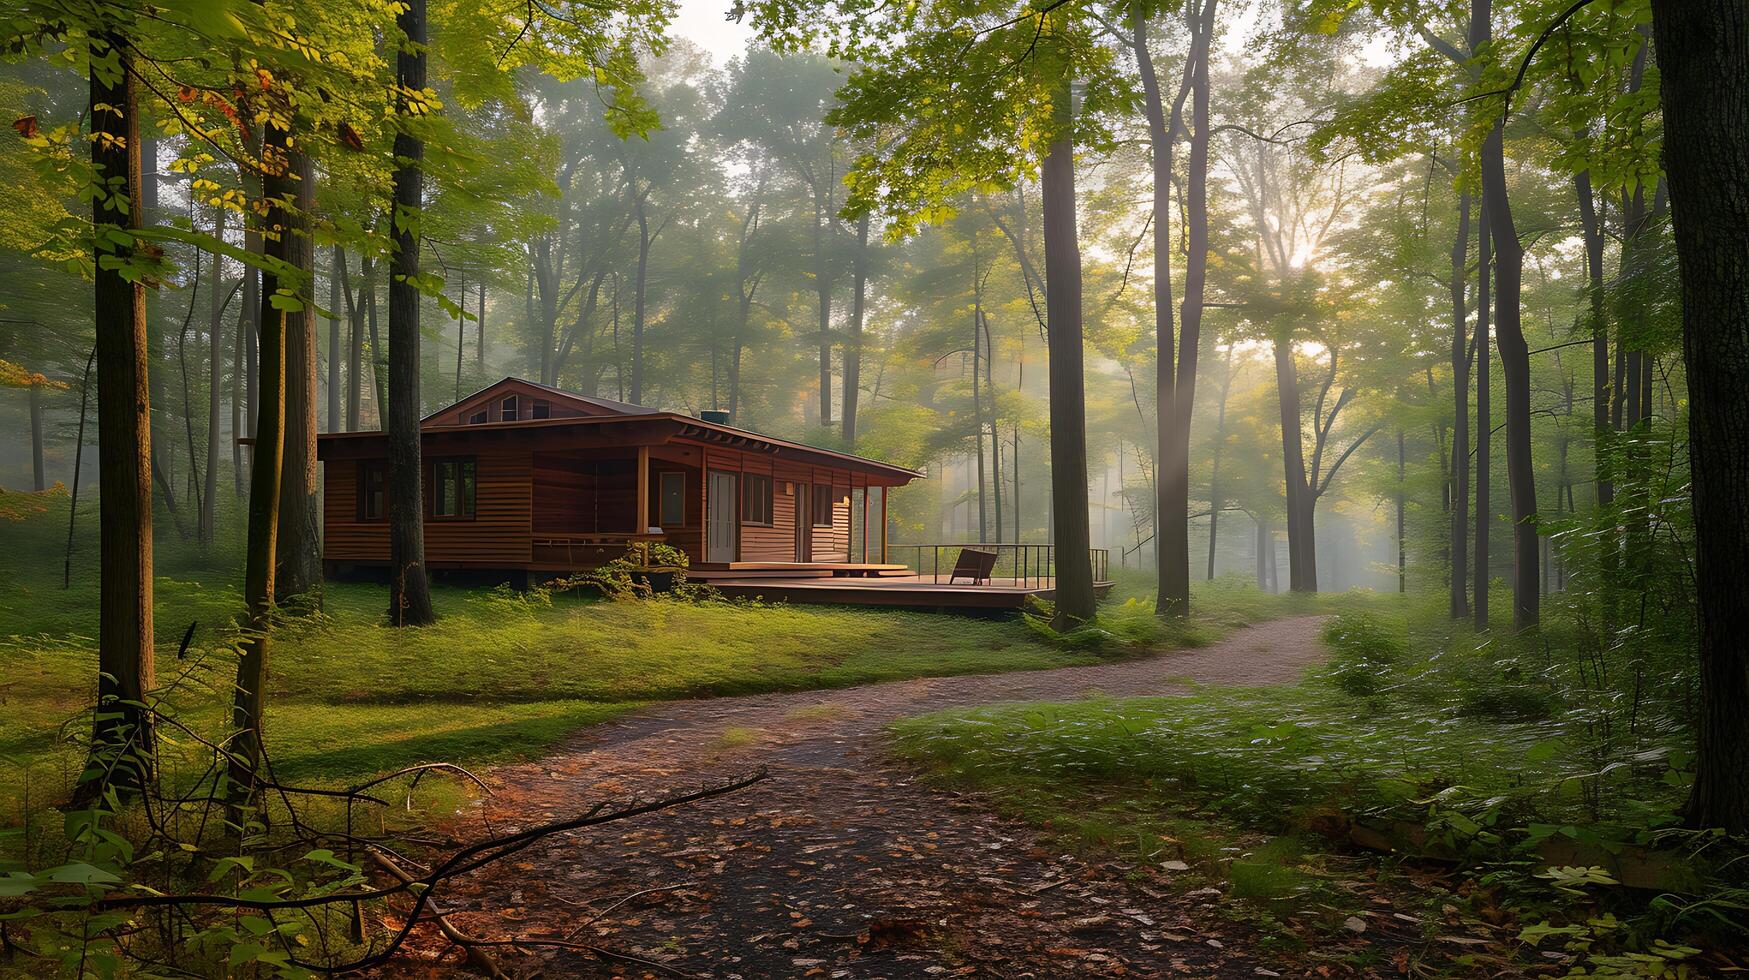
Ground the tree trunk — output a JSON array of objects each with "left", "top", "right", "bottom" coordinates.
[
  {"left": 277, "top": 153, "right": 321, "bottom": 605},
  {"left": 230, "top": 112, "right": 299, "bottom": 814},
  {"left": 387, "top": 0, "right": 436, "bottom": 626},
  {"left": 982, "top": 306, "right": 1003, "bottom": 540},
  {"left": 1206, "top": 345, "right": 1233, "bottom": 580},
  {"left": 971, "top": 270, "right": 988, "bottom": 544},
  {"left": 232, "top": 263, "right": 246, "bottom": 496},
  {"left": 202, "top": 205, "right": 223, "bottom": 544},
  {"left": 29, "top": 380, "right": 45, "bottom": 491},
  {"left": 342, "top": 254, "right": 364, "bottom": 431},
  {"left": 1040, "top": 49, "right": 1097, "bottom": 628},
  {"left": 1273, "top": 337, "right": 1315, "bottom": 592},
  {"left": 814, "top": 191, "right": 833, "bottom": 427},
  {"left": 842, "top": 213, "right": 870, "bottom": 445},
  {"left": 1397, "top": 428, "right": 1407, "bottom": 592},
  {"left": 1574, "top": 170, "right": 1613, "bottom": 506},
  {"left": 1474, "top": 201, "right": 1491, "bottom": 630},
  {"left": 89, "top": 36, "right": 156, "bottom": 788},
  {"left": 1650, "top": 0, "right": 1749, "bottom": 833},
  {"left": 327, "top": 244, "right": 343, "bottom": 432},
  {"left": 631, "top": 200, "right": 649, "bottom": 405},
  {"left": 1450, "top": 192, "right": 1471, "bottom": 618}
]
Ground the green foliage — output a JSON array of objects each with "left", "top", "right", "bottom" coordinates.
[{"left": 1319, "top": 611, "right": 1404, "bottom": 696}]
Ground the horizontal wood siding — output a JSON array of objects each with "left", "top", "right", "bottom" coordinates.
[{"left": 324, "top": 448, "right": 531, "bottom": 565}]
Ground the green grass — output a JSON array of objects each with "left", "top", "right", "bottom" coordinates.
[{"left": 0, "top": 497, "right": 1322, "bottom": 801}]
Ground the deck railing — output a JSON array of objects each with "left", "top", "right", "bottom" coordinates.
[{"left": 889, "top": 543, "right": 1111, "bottom": 590}]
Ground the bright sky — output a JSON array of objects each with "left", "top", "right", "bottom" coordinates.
[{"left": 671, "top": 0, "right": 756, "bottom": 65}]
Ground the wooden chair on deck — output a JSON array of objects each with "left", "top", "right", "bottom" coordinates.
[{"left": 948, "top": 546, "right": 999, "bottom": 585}]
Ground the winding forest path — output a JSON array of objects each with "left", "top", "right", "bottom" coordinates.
[{"left": 428, "top": 616, "right": 1338, "bottom": 978}]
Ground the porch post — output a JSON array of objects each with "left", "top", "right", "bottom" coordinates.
[
  {"left": 635, "top": 445, "right": 649, "bottom": 534},
  {"left": 860, "top": 483, "right": 869, "bottom": 562},
  {"left": 879, "top": 485, "right": 888, "bottom": 564}
]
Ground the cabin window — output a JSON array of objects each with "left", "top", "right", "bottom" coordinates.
[
  {"left": 741, "top": 473, "right": 773, "bottom": 525},
  {"left": 532, "top": 400, "right": 550, "bottom": 419},
  {"left": 430, "top": 457, "right": 476, "bottom": 519},
  {"left": 812, "top": 484, "right": 834, "bottom": 527},
  {"left": 468, "top": 410, "right": 488, "bottom": 425},
  {"left": 356, "top": 462, "right": 386, "bottom": 522},
  {"left": 500, "top": 395, "right": 519, "bottom": 421},
  {"left": 659, "top": 471, "right": 685, "bottom": 527}
]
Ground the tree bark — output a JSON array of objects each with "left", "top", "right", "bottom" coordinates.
[
  {"left": 327, "top": 244, "right": 343, "bottom": 432},
  {"left": 230, "top": 112, "right": 295, "bottom": 814},
  {"left": 277, "top": 153, "right": 321, "bottom": 604},
  {"left": 89, "top": 33, "right": 156, "bottom": 788},
  {"left": 1397, "top": 428, "right": 1407, "bottom": 592},
  {"left": 1474, "top": 200, "right": 1491, "bottom": 630},
  {"left": 202, "top": 205, "right": 223, "bottom": 544},
  {"left": 630, "top": 196, "right": 650, "bottom": 405},
  {"left": 1207, "top": 345, "right": 1233, "bottom": 579},
  {"left": 1450, "top": 192, "right": 1472, "bottom": 618},
  {"left": 29, "top": 380, "right": 45, "bottom": 491},
  {"left": 842, "top": 213, "right": 870, "bottom": 445},
  {"left": 387, "top": 0, "right": 436, "bottom": 625},
  {"left": 1574, "top": 170, "right": 1613, "bottom": 506},
  {"left": 1040, "top": 46, "right": 1097, "bottom": 628},
  {"left": 1650, "top": 0, "right": 1749, "bottom": 833},
  {"left": 1273, "top": 337, "right": 1316, "bottom": 592},
  {"left": 971, "top": 264, "right": 988, "bottom": 543}
]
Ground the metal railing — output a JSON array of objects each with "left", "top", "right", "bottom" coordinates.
[{"left": 889, "top": 543, "right": 1110, "bottom": 590}]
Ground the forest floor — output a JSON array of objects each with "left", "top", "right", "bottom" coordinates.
[{"left": 410, "top": 616, "right": 1489, "bottom": 978}]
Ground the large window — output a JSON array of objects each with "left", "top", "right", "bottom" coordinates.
[
  {"left": 741, "top": 473, "right": 773, "bottom": 525},
  {"left": 431, "top": 457, "right": 476, "bottom": 519},
  {"left": 356, "top": 461, "right": 386, "bottom": 521},
  {"left": 812, "top": 484, "right": 834, "bottom": 527},
  {"left": 659, "top": 471, "right": 686, "bottom": 527}
]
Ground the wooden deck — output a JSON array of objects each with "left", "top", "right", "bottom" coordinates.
[{"left": 692, "top": 570, "right": 1116, "bottom": 611}]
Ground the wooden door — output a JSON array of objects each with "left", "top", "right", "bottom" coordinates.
[{"left": 707, "top": 471, "right": 738, "bottom": 563}]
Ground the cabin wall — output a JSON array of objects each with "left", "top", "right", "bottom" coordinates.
[
  {"left": 699, "top": 448, "right": 854, "bottom": 562},
  {"left": 323, "top": 447, "right": 533, "bottom": 566}
]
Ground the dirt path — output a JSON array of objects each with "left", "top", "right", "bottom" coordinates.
[{"left": 426, "top": 616, "right": 1335, "bottom": 978}]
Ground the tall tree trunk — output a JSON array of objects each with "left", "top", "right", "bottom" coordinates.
[
  {"left": 342, "top": 253, "right": 364, "bottom": 431},
  {"left": 1473, "top": 0, "right": 1537, "bottom": 631},
  {"left": 1397, "top": 428, "right": 1407, "bottom": 592},
  {"left": 89, "top": 35, "right": 156, "bottom": 788},
  {"left": 1171, "top": 0, "right": 1214, "bottom": 597},
  {"left": 387, "top": 0, "right": 436, "bottom": 626},
  {"left": 453, "top": 275, "right": 465, "bottom": 402},
  {"left": 202, "top": 206, "right": 223, "bottom": 544},
  {"left": 1650, "top": 0, "right": 1749, "bottom": 833},
  {"left": 982, "top": 306, "right": 1002, "bottom": 539},
  {"left": 231, "top": 115, "right": 291, "bottom": 815},
  {"left": 630, "top": 200, "right": 649, "bottom": 405},
  {"left": 1040, "top": 47, "right": 1097, "bottom": 628},
  {"left": 476, "top": 280, "right": 486, "bottom": 369},
  {"left": 971, "top": 268, "right": 988, "bottom": 544},
  {"left": 326, "top": 244, "right": 343, "bottom": 432},
  {"left": 1574, "top": 170, "right": 1613, "bottom": 506},
  {"left": 814, "top": 191, "right": 833, "bottom": 427},
  {"left": 1273, "top": 337, "right": 1315, "bottom": 592},
  {"left": 277, "top": 154, "right": 320, "bottom": 604},
  {"left": 29, "top": 380, "right": 45, "bottom": 491},
  {"left": 1206, "top": 345, "right": 1233, "bottom": 580},
  {"left": 1474, "top": 201, "right": 1492, "bottom": 630},
  {"left": 842, "top": 213, "right": 870, "bottom": 444},
  {"left": 1450, "top": 192, "right": 1472, "bottom": 618}
]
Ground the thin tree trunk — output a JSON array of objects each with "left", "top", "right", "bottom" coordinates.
[
  {"left": 1652, "top": 0, "right": 1749, "bottom": 834},
  {"left": 341, "top": 253, "right": 364, "bottom": 431},
  {"left": 842, "top": 213, "right": 870, "bottom": 445},
  {"left": 476, "top": 281, "right": 485, "bottom": 369},
  {"left": 1475, "top": 200, "right": 1492, "bottom": 630},
  {"left": 387, "top": 0, "right": 436, "bottom": 625},
  {"left": 327, "top": 244, "right": 343, "bottom": 432},
  {"left": 276, "top": 154, "right": 320, "bottom": 604},
  {"left": 202, "top": 206, "right": 224, "bottom": 544},
  {"left": 1040, "top": 42, "right": 1096, "bottom": 628},
  {"left": 1474, "top": 0, "right": 1537, "bottom": 631},
  {"left": 1397, "top": 428, "right": 1407, "bottom": 592},
  {"left": 631, "top": 201, "right": 649, "bottom": 405},
  {"left": 1450, "top": 192, "right": 1472, "bottom": 618},
  {"left": 1207, "top": 345, "right": 1233, "bottom": 580},
  {"left": 89, "top": 36, "right": 155, "bottom": 788},
  {"left": 814, "top": 191, "right": 833, "bottom": 427},
  {"left": 981, "top": 305, "right": 1002, "bottom": 540},
  {"left": 971, "top": 265, "right": 988, "bottom": 544},
  {"left": 29, "top": 380, "right": 45, "bottom": 491},
  {"left": 1574, "top": 170, "right": 1613, "bottom": 506}
]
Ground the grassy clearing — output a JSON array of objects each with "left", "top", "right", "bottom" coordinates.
[
  {"left": 1, "top": 497, "right": 1314, "bottom": 803},
  {"left": 891, "top": 595, "right": 1743, "bottom": 969}
]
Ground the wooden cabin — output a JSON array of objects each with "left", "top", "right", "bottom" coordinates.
[{"left": 314, "top": 378, "right": 923, "bottom": 581}]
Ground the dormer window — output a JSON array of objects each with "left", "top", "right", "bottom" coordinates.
[
  {"left": 532, "top": 400, "right": 550, "bottom": 419},
  {"left": 500, "top": 395, "right": 519, "bottom": 421},
  {"left": 468, "top": 410, "right": 488, "bottom": 424}
]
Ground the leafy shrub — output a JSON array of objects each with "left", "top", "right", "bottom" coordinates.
[{"left": 1319, "top": 612, "right": 1404, "bottom": 696}]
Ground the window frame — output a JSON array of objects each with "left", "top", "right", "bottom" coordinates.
[
  {"left": 356, "top": 461, "right": 387, "bottom": 522},
  {"left": 429, "top": 456, "right": 477, "bottom": 521},
  {"left": 658, "top": 471, "right": 686, "bottom": 527},
  {"left": 468, "top": 409, "right": 488, "bottom": 425},
  {"left": 811, "top": 484, "right": 834, "bottom": 527},
  {"left": 500, "top": 395, "right": 519, "bottom": 422},
  {"left": 741, "top": 473, "right": 774, "bottom": 526},
  {"left": 531, "top": 400, "right": 550, "bottom": 420}
]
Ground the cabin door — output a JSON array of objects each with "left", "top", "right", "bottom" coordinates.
[
  {"left": 794, "top": 483, "right": 812, "bottom": 561},
  {"left": 707, "top": 471, "right": 738, "bottom": 563}
]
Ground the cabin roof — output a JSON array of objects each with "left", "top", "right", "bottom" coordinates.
[{"left": 320, "top": 376, "right": 924, "bottom": 482}]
